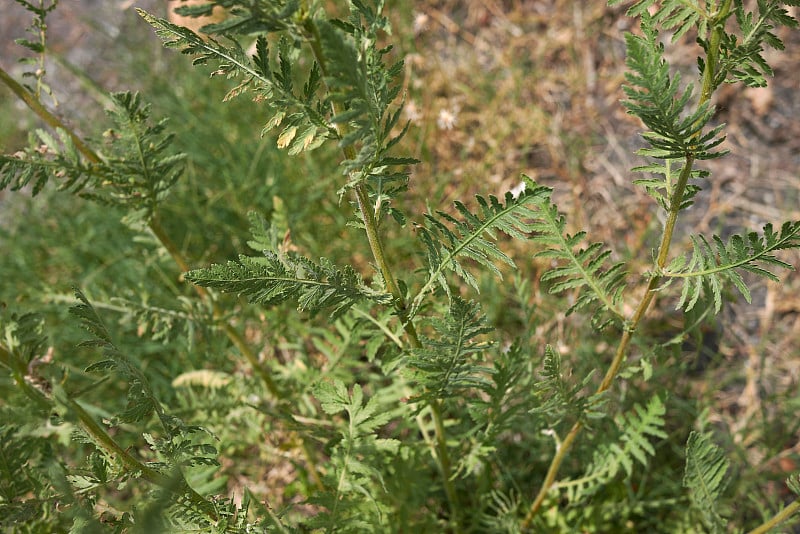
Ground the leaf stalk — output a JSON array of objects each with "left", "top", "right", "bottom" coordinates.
[{"left": 302, "top": 14, "right": 460, "bottom": 530}]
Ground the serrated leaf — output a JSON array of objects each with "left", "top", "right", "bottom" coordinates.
[
  {"left": 186, "top": 253, "right": 391, "bottom": 319},
  {"left": 406, "top": 297, "right": 494, "bottom": 403},
  {"left": 412, "top": 177, "right": 548, "bottom": 310},
  {"left": 683, "top": 431, "right": 730, "bottom": 533},
  {"left": 528, "top": 184, "right": 626, "bottom": 327},
  {"left": 559, "top": 396, "right": 666, "bottom": 503},
  {"left": 666, "top": 222, "right": 800, "bottom": 312}
]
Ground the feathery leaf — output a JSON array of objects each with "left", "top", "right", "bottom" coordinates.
[
  {"left": 187, "top": 253, "right": 392, "bottom": 319},
  {"left": 683, "top": 431, "right": 730, "bottom": 533},
  {"left": 413, "top": 177, "right": 549, "bottom": 310},
  {"left": 715, "top": 2, "right": 799, "bottom": 88},
  {"left": 621, "top": 15, "right": 726, "bottom": 161},
  {"left": 530, "top": 345, "right": 603, "bottom": 428},
  {"left": 0, "top": 92, "right": 185, "bottom": 222},
  {"left": 406, "top": 297, "right": 494, "bottom": 404},
  {"left": 528, "top": 182, "right": 626, "bottom": 328},
  {"left": 559, "top": 396, "right": 667, "bottom": 503},
  {"left": 665, "top": 221, "right": 800, "bottom": 312}
]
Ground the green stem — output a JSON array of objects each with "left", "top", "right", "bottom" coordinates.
[
  {"left": 301, "top": 14, "right": 460, "bottom": 530},
  {"left": 0, "top": 63, "right": 282, "bottom": 397},
  {"left": 521, "top": 5, "right": 731, "bottom": 528},
  {"left": 64, "top": 394, "right": 219, "bottom": 521},
  {"left": 0, "top": 65, "right": 100, "bottom": 164},
  {"left": 0, "top": 341, "right": 218, "bottom": 520},
  {"left": 748, "top": 499, "right": 800, "bottom": 534},
  {"left": 148, "top": 217, "right": 280, "bottom": 397},
  {"left": 0, "top": 344, "right": 52, "bottom": 413}
]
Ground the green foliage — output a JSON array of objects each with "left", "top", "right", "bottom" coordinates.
[
  {"left": 527, "top": 183, "right": 627, "bottom": 328},
  {"left": 666, "top": 221, "right": 800, "bottom": 312},
  {"left": 413, "top": 180, "right": 548, "bottom": 305},
  {"left": 13, "top": 0, "right": 59, "bottom": 104},
  {"left": 308, "top": 380, "right": 400, "bottom": 530},
  {"left": 716, "top": 1, "right": 800, "bottom": 88},
  {"left": 560, "top": 396, "right": 668, "bottom": 503},
  {"left": 683, "top": 431, "right": 731, "bottom": 533},
  {"left": 137, "top": 8, "right": 333, "bottom": 154},
  {"left": 0, "top": 127, "right": 92, "bottom": 196},
  {"left": 621, "top": 17, "right": 726, "bottom": 162},
  {"left": 406, "top": 297, "right": 493, "bottom": 404},
  {"left": 531, "top": 345, "right": 603, "bottom": 428},
  {"left": 138, "top": 1, "right": 416, "bottom": 215},
  {"left": 186, "top": 250, "right": 393, "bottom": 319},
  {"left": 0, "top": 92, "right": 185, "bottom": 222},
  {"left": 1, "top": 0, "right": 800, "bottom": 532}
]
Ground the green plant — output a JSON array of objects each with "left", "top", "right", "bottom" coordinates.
[{"left": 1, "top": 0, "right": 799, "bottom": 532}]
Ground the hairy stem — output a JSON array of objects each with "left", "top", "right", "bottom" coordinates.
[
  {"left": 302, "top": 14, "right": 460, "bottom": 530},
  {"left": 522, "top": 4, "right": 731, "bottom": 527}
]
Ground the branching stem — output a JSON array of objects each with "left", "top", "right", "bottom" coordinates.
[
  {"left": 0, "top": 62, "right": 324, "bottom": 494},
  {"left": 0, "top": 339, "right": 219, "bottom": 520},
  {"left": 0, "top": 66, "right": 97, "bottom": 161},
  {"left": 65, "top": 395, "right": 219, "bottom": 520},
  {"left": 522, "top": 3, "right": 731, "bottom": 528},
  {"left": 0, "top": 64, "right": 282, "bottom": 396},
  {"left": 302, "top": 14, "right": 460, "bottom": 531}
]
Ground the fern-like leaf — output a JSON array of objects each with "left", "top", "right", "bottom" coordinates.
[
  {"left": 406, "top": 297, "right": 494, "bottom": 404},
  {"left": 93, "top": 92, "right": 185, "bottom": 219},
  {"left": 559, "top": 395, "right": 667, "bottom": 503},
  {"left": 412, "top": 178, "right": 550, "bottom": 310},
  {"left": 138, "top": 9, "right": 334, "bottom": 157},
  {"left": 0, "top": 92, "right": 185, "bottom": 222},
  {"left": 632, "top": 158, "right": 705, "bottom": 211},
  {"left": 0, "top": 127, "right": 94, "bottom": 195},
  {"left": 173, "top": 0, "right": 300, "bottom": 35},
  {"left": 0, "top": 428, "right": 54, "bottom": 527},
  {"left": 715, "top": 2, "right": 799, "bottom": 88},
  {"left": 665, "top": 221, "right": 800, "bottom": 312},
  {"left": 468, "top": 342, "right": 532, "bottom": 436},
  {"left": 71, "top": 289, "right": 199, "bottom": 441},
  {"left": 0, "top": 311, "right": 48, "bottom": 373},
  {"left": 528, "top": 183, "right": 626, "bottom": 328},
  {"left": 317, "top": 9, "right": 416, "bottom": 198},
  {"left": 787, "top": 472, "right": 800, "bottom": 496},
  {"left": 71, "top": 288, "right": 161, "bottom": 426},
  {"left": 683, "top": 431, "right": 730, "bottom": 533},
  {"left": 69, "top": 290, "right": 217, "bottom": 485},
  {"left": 186, "top": 253, "right": 392, "bottom": 319},
  {"left": 530, "top": 345, "right": 603, "bottom": 428},
  {"left": 308, "top": 380, "right": 399, "bottom": 531},
  {"left": 621, "top": 14, "right": 726, "bottom": 161},
  {"left": 0, "top": 310, "right": 52, "bottom": 414},
  {"left": 609, "top": 0, "right": 710, "bottom": 41},
  {"left": 141, "top": 6, "right": 415, "bottom": 210}
]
